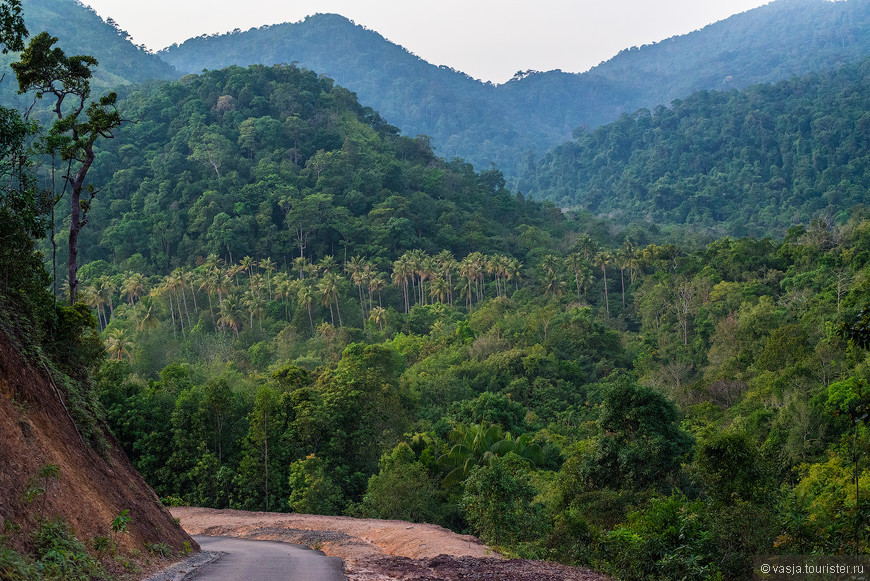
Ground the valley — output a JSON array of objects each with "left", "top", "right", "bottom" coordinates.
[{"left": 1, "top": 1, "right": 870, "bottom": 580}]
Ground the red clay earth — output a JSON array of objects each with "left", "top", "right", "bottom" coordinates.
[
  {"left": 0, "top": 329, "right": 193, "bottom": 577},
  {"left": 171, "top": 506, "right": 609, "bottom": 581}
]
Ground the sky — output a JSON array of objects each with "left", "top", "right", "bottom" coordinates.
[{"left": 81, "top": 0, "right": 773, "bottom": 84}]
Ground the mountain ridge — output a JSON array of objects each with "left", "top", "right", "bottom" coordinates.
[{"left": 159, "top": 1, "right": 870, "bottom": 180}]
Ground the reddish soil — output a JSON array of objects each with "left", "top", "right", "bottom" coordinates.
[
  {"left": 0, "top": 329, "right": 193, "bottom": 576},
  {"left": 172, "top": 506, "right": 609, "bottom": 581}
]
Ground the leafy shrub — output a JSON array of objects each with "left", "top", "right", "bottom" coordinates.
[
  {"left": 461, "top": 452, "right": 548, "bottom": 547},
  {"left": 31, "top": 519, "right": 104, "bottom": 580},
  {"left": 358, "top": 443, "right": 444, "bottom": 523},
  {"left": 288, "top": 455, "right": 344, "bottom": 515}
]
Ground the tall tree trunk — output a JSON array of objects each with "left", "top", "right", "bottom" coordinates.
[
  {"left": 181, "top": 283, "right": 193, "bottom": 329},
  {"left": 168, "top": 293, "right": 177, "bottom": 338},
  {"left": 334, "top": 291, "right": 343, "bottom": 327},
  {"left": 264, "top": 407, "right": 269, "bottom": 512},
  {"left": 621, "top": 269, "right": 626, "bottom": 309}
]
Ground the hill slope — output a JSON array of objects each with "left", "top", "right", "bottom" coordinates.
[
  {"left": 159, "top": 1, "right": 870, "bottom": 179},
  {"left": 0, "top": 326, "right": 192, "bottom": 571},
  {"left": 77, "top": 64, "right": 559, "bottom": 273},
  {"left": 516, "top": 58, "right": 870, "bottom": 236},
  {"left": 0, "top": 0, "right": 177, "bottom": 107}
]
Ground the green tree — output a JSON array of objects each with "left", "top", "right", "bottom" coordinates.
[
  {"left": 359, "top": 442, "right": 443, "bottom": 523},
  {"left": 461, "top": 452, "right": 547, "bottom": 547},
  {"left": 438, "top": 423, "right": 544, "bottom": 487},
  {"left": 288, "top": 455, "right": 343, "bottom": 515},
  {"left": 579, "top": 378, "right": 692, "bottom": 490},
  {"left": 13, "top": 31, "right": 122, "bottom": 303}
]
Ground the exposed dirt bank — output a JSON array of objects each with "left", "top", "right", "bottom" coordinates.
[
  {"left": 172, "top": 506, "right": 608, "bottom": 580},
  {"left": 0, "top": 329, "right": 193, "bottom": 576}
]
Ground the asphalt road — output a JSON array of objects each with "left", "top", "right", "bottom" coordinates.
[{"left": 189, "top": 536, "right": 346, "bottom": 581}]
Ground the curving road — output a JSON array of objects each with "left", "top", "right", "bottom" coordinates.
[{"left": 189, "top": 535, "right": 346, "bottom": 581}]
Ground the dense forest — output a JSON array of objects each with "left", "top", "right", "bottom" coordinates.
[
  {"left": 160, "top": 0, "right": 870, "bottom": 180},
  {"left": 87, "top": 196, "right": 870, "bottom": 581},
  {"left": 57, "top": 63, "right": 870, "bottom": 581},
  {"left": 518, "top": 58, "right": 870, "bottom": 237},
  {"left": 2, "top": 1, "right": 870, "bottom": 580},
  {"left": 68, "top": 64, "right": 564, "bottom": 275}
]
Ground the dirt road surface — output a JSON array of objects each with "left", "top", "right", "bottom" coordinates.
[{"left": 172, "top": 507, "right": 609, "bottom": 581}]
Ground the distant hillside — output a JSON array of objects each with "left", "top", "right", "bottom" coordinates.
[
  {"left": 516, "top": 58, "right": 870, "bottom": 237},
  {"left": 160, "top": 0, "right": 870, "bottom": 180},
  {"left": 0, "top": 0, "right": 176, "bottom": 107},
  {"left": 76, "top": 64, "right": 559, "bottom": 273}
]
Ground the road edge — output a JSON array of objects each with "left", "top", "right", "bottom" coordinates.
[{"left": 142, "top": 551, "right": 224, "bottom": 581}]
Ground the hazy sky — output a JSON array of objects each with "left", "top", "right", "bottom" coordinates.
[{"left": 81, "top": 0, "right": 773, "bottom": 83}]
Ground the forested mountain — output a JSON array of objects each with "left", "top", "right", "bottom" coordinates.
[
  {"left": 74, "top": 64, "right": 563, "bottom": 275},
  {"left": 159, "top": 0, "right": 870, "bottom": 179},
  {"left": 5, "top": 2, "right": 870, "bottom": 579},
  {"left": 0, "top": 0, "right": 176, "bottom": 106},
  {"left": 517, "top": 58, "right": 870, "bottom": 236}
]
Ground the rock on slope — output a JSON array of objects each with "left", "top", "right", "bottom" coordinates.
[{"left": 0, "top": 329, "right": 192, "bottom": 562}]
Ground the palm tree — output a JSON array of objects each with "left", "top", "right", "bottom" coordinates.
[
  {"left": 218, "top": 294, "right": 244, "bottom": 337},
  {"left": 436, "top": 250, "right": 456, "bottom": 305},
  {"left": 150, "top": 282, "right": 178, "bottom": 337},
  {"left": 420, "top": 254, "right": 437, "bottom": 306},
  {"left": 438, "top": 424, "right": 544, "bottom": 487},
  {"left": 594, "top": 251, "right": 613, "bottom": 317},
  {"left": 259, "top": 257, "right": 276, "bottom": 299},
  {"left": 577, "top": 234, "right": 596, "bottom": 260},
  {"left": 203, "top": 265, "right": 232, "bottom": 313},
  {"left": 272, "top": 271, "right": 293, "bottom": 321},
  {"left": 496, "top": 254, "right": 512, "bottom": 298},
  {"left": 506, "top": 258, "right": 523, "bottom": 293},
  {"left": 430, "top": 275, "right": 450, "bottom": 305},
  {"left": 486, "top": 255, "right": 499, "bottom": 297},
  {"left": 243, "top": 287, "right": 266, "bottom": 330},
  {"left": 541, "top": 254, "right": 560, "bottom": 277},
  {"left": 292, "top": 256, "right": 307, "bottom": 280},
  {"left": 369, "top": 306, "right": 386, "bottom": 331},
  {"left": 137, "top": 297, "right": 160, "bottom": 331},
  {"left": 565, "top": 252, "right": 588, "bottom": 302},
  {"left": 169, "top": 268, "right": 193, "bottom": 329},
  {"left": 317, "top": 255, "right": 338, "bottom": 275},
  {"left": 239, "top": 255, "right": 256, "bottom": 280},
  {"left": 466, "top": 252, "right": 486, "bottom": 303},
  {"left": 392, "top": 256, "right": 412, "bottom": 313},
  {"left": 249, "top": 273, "right": 265, "bottom": 299},
  {"left": 406, "top": 250, "right": 425, "bottom": 306},
  {"left": 227, "top": 263, "right": 244, "bottom": 289},
  {"left": 318, "top": 272, "right": 344, "bottom": 327},
  {"left": 542, "top": 271, "right": 565, "bottom": 298},
  {"left": 98, "top": 277, "right": 115, "bottom": 322},
  {"left": 369, "top": 272, "right": 386, "bottom": 308},
  {"left": 458, "top": 255, "right": 477, "bottom": 309},
  {"left": 122, "top": 272, "right": 145, "bottom": 307},
  {"left": 297, "top": 282, "right": 316, "bottom": 333},
  {"left": 346, "top": 255, "right": 369, "bottom": 323},
  {"left": 180, "top": 267, "right": 198, "bottom": 315},
  {"left": 81, "top": 283, "right": 105, "bottom": 329},
  {"left": 105, "top": 328, "right": 133, "bottom": 361}
]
